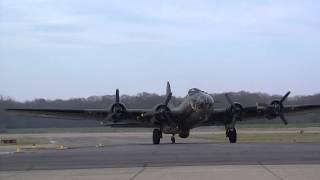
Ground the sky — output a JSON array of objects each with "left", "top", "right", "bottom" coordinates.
[{"left": 0, "top": 0, "right": 320, "bottom": 101}]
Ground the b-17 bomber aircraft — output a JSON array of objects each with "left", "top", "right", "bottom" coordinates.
[{"left": 6, "top": 82, "right": 320, "bottom": 144}]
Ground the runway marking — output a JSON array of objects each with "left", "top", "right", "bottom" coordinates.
[
  {"left": 129, "top": 163, "right": 147, "bottom": 180},
  {"left": 0, "top": 152, "right": 14, "bottom": 155},
  {"left": 259, "top": 163, "right": 283, "bottom": 180}
]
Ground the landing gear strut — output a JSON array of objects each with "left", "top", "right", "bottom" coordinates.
[
  {"left": 153, "top": 129, "right": 162, "bottom": 144},
  {"left": 226, "top": 128, "right": 237, "bottom": 143},
  {"left": 171, "top": 135, "right": 176, "bottom": 144}
]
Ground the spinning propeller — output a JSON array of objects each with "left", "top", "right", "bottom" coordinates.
[{"left": 257, "top": 91, "right": 291, "bottom": 125}]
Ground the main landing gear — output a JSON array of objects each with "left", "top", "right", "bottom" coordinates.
[
  {"left": 226, "top": 128, "right": 237, "bottom": 143},
  {"left": 152, "top": 129, "right": 176, "bottom": 144},
  {"left": 153, "top": 129, "right": 162, "bottom": 144}
]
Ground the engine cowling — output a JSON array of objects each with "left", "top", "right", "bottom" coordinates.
[
  {"left": 154, "top": 104, "right": 170, "bottom": 121},
  {"left": 110, "top": 103, "right": 126, "bottom": 113},
  {"left": 109, "top": 103, "right": 127, "bottom": 120},
  {"left": 150, "top": 104, "right": 179, "bottom": 128},
  {"left": 265, "top": 100, "right": 283, "bottom": 120},
  {"left": 104, "top": 89, "right": 127, "bottom": 123}
]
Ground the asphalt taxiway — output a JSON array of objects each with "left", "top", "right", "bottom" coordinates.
[
  {"left": 1, "top": 131, "right": 320, "bottom": 179},
  {"left": 1, "top": 142, "right": 320, "bottom": 171}
]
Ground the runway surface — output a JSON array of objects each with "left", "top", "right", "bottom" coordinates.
[
  {"left": 1, "top": 132, "right": 320, "bottom": 179},
  {"left": 1, "top": 137, "right": 320, "bottom": 171}
]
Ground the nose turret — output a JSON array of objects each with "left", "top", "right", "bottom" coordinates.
[{"left": 190, "top": 93, "right": 214, "bottom": 111}]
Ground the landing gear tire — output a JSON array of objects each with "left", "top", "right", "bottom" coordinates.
[
  {"left": 171, "top": 136, "right": 176, "bottom": 144},
  {"left": 227, "top": 128, "right": 237, "bottom": 143},
  {"left": 153, "top": 129, "right": 162, "bottom": 144}
]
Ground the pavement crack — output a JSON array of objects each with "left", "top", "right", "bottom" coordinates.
[
  {"left": 129, "top": 163, "right": 147, "bottom": 180},
  {"left": 259, "top": 162, "right": 283, "bottom": 180}
]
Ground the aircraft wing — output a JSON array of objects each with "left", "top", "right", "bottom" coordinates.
[
  {"left": 5, "top": 82, "right": 177, "bottom": 128},
  {"left": 6, "top": 108, "right": 107, "bottom": 120},
  {"left": 204, "top": 104, "right": 320, "bottom": 126},
  {"left": 5, "top": 108, "right": 155, "bottom": 126}
]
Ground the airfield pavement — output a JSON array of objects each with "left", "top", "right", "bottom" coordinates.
[{"left": 1, "top": 129, "right": 320, "bottom": 180}]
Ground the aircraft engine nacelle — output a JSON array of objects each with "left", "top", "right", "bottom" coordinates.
[
  {"left": 151, "top": 104, "right": 178, "bottom": 128},
  {"left": 153, "top": 104, "right": 171, "bottom": 121},
  {"left": 256, "top": 91, "right": 290, "bottom": 125},
  {"left": 179, "top": 130, "right": 190, "bottom": 138},
  {"left": 224, "top": 103, "right": 243, "bottom": 124},
  {"left": 265, "top": 100, "right": 283, "bottom": 120},
  {"left": 110, "top": 103, "right": 127, "bottom": 113},
  {"left": 107, "top": 103, "right": 127, "bottom": 122},
  {"left": 102, "top": 88, "right": 128, "bottom": 123}
]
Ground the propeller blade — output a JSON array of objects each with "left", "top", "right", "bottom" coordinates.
[
  {"left": 166, "top": 81, "right": 172, "bottom": 96},
  {"left": 164, "top": 93, "right": 172, "bottom": 106},
  {"left": 116, "top": 89, "right": 120, "bottom": 104},
  {"left": 225, "top": 94, "right": 235, "bottom": 108},
  {"left": 280, "top": 91, "right": 291, "bottom": 103},
  {"left": 164, "top": 82, "right": 172, "bottom": 106},
  {"left": 279, "top": 114, "right": 288, "bottom": 125}
]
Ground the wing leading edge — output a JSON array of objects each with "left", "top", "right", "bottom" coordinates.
[{"left": 5, "top": 108, "right": 155, "bottom": 127}]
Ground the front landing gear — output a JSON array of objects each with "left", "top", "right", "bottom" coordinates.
[
  {"left": 171, "top": 135, "right": 176, "bottom": 144},
  {"left": 153, "top": 129, "right": 162, "bottom": 144},
  {"left": 226, "top": 128, "right": 237, "bottom": 143}
]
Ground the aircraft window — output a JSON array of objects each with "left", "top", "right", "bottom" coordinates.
[{"left": 188, "top": 88, "right": 201, "bottom": 95}]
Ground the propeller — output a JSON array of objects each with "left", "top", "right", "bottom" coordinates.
[
  {"left": 141, "top": 82, "right": 173, "bottom": 120},
  {"left": 275, "top": 91, "right": 290, "bottom": 125},
  {"left": 224, "top": 93, "right": 243, "bottom": 123},
  {"left": 225, "top": 93, "right": 243, "bottom": 113},
  {"left": 225, "top": 94, "right": 236, "bottom": 109},
  {"left": 105, "top": 89, "right": 127, "bottom": 123},
  {"left": 112, "top": 89, "right": 125, "bottom": 113},
  {"left": 257, "top": 91, "right": 291, "bottom": 125}
]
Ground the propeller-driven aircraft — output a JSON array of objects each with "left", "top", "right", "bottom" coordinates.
[{"left": 6, "top": 82, "right": 320, "bottom": 144}]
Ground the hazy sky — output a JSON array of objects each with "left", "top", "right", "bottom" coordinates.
[{"left": 1, "top": 0, "right": 320, "bottom": 101}]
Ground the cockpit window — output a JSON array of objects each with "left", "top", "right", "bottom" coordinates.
[{"left": 188, "top": 88, "right": 202, "bottom": 95}]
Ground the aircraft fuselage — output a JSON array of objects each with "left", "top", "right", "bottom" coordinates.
[{"left": 161, "top": 88, "right": 215, "bottom": 136}]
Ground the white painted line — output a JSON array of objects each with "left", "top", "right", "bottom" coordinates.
[{"left": 0, "top": 151, "right": 14, "bottom": 155}]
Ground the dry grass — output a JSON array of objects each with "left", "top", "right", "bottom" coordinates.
[{"left": 191, "top": 132, "right": 320, "bottom": 143}]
